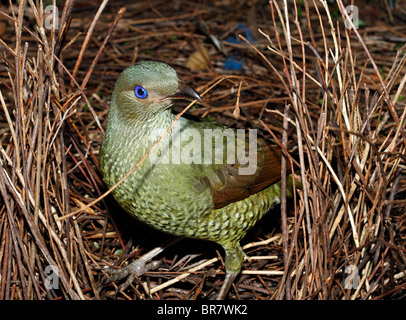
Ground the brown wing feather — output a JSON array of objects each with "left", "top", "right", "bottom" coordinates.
[
  {"left": 202, "top": 138, "right": 283, "bottom": 209},
  {"left": 248, "top": 141, "right": 282, "bottom": 194}
]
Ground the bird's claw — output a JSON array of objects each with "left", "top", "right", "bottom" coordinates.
[{"left": 101, "top": 258, "right": 161, "bottom": 292}]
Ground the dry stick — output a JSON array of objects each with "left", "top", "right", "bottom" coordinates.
[
  {"left": 279, "top": 0, "right": 315, "bottom": 272},
  {"left": 1, "top": 96, "right": 82, "bottom": 298},
  {"left": 57, "top": 75, "right": 241, "bottom": 221},
  {"left": 21, "top": 0, "right": 105, "bottom": 164},
  {"left": 280, "top": 102, "right": 291, "bottom": 300},
  {"left": 76, "top": 6, "right": 126, "bottom": 134},
  {"left": 148, "top": 258, "right": 218, "bottom": 296},
  {"left": 0, "top": 162, "right": 80, "bottom": 299},
  {"left": 232, "top": 80, "right": 243, "bottom": 118},
  {"left": 13, "top": 0, "right": 26, "bottom": 181},
  {"left": 279, "top": 0, "right": 316, "bottom": 272},
  {"left": 0, "top": 226, "right": 10, "bottom": 299},
  {"left": 28, "top": 0, "right": 59, "bottom": 97},
  {"left": 268, "top": 107, "right": 361, "bottom": 248},
  {"left": 258, "top": 29, "right": 322, "bottom": 90},
  {"left": 389, "top": 63, "right": 406, "bottom": 151},
  {"left": 0, "top": 9, "right": 44, "bottom": 53},
  {"left": 54, "top": 54, "right": 103, "bottom": 132},
  {"left": 70, "top": 0, "right": 109, "bottom": 86},
  {"left": 0, "top": 174, "right": 27, "bottom": 299},
  {"left": 149, "top": 234, "right": 283, "bottom": 296},
  {"left": 56, "top": 0, "right": 74, "bottom": 94},
  {"left": 58, "top": 0, "right": 74, "bottom": 43},
  {"left": 20, "top": 42, "right": 32, "bottom": 224},
  {"left": 268, "top": 2, "right": 291, "bottom": 89},
  {"left": 75, "top": 6, "right": 126, "bottom": 134},
  {"left": 2, "top": 2, "right": 84, "bottom": 299},
  {"left": 20, "top": 3, "right": 124, "bottom": 142},
  {"left": 0, "top": 91, "right": 18, "bottom": 165},
  {"left": 260, "top": 118, "right": 305, "bottom": 299},
  {"left": 59, "top": 116, "right": 73, "bottom": 298},
  {"left": 27, "top": 46, "right": 45, "bottom": 298},
  {"left": 13, "top": 0, "right": 39, "bottom": 298},
  {"left": 42, "top": 98, "right": 79, "bottom": 167},
  {"left": 81, "top": 7, "right": 126, "bottom": 91},
  {"left": 295, "top": 2, "right": 329, "bottom": 296},
  {"left": 273, "top": 1, "right": 359, "bottom": 249},
  {"left": 337, "top": 0, "right": 406, "bottom": 146},
  {"left": 322, "top": 1, "right": 352, "bottom": 136},
  {"left": 0, "top": 162, "right": 38, "bottom": 300},
  {"left": 55, "top": 96, "right": 100, "bottom": 166},
  {"left": 73, "top": 220, "right": 101, "bottom": 299}
]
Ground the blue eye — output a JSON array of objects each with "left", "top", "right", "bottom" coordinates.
[{"left": 134, "top": 85, "right": 148, "bottom": 99}]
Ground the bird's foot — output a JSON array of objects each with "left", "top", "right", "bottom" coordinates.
[
  {"left": 216, "top": 271, "right": 238, "bottom": 300},
  {"left": 100, "top": 237, "right": 182, "bottom": 293},
  {"left": 101, "top": 257, "right": 160, "bottom": 292}
]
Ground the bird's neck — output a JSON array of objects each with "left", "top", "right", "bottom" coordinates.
[{"left": 103, "top": 107, "right": 179, "bottom": 153}]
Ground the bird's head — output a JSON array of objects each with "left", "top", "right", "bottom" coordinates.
[{"left": 111, "top": 61, "right": 201, "bottom": 123}]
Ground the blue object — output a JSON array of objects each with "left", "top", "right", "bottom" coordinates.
[
  {"left": 226, "top": 23, "right": 253, "bottom": 44},
  {"left": 134, "top": 85, "right": 148, "bottom": 99},
  {"left": 224, "top": 55, "right": 245, "bottom": 71},
  {"left": 224, "top": 23, "right": 252, "bottom": 71}
]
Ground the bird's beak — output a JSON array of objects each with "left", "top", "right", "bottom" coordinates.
[{"left": 169, "top": 83, "right": 202, "bottom": 102}]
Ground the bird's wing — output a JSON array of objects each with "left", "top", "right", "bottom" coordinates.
[
  {"left": 198, "top": 137, "right": 282, "bottom": 209},
  {"left": 183, "top": 119, "right": 283, "bottom": 209}
]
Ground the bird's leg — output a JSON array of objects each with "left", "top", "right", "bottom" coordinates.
[
  {"left": 101, "top": 237, "right": 182, "bottom": 292},
  {"left": 217, "top": 271, "right": 238, "bottom": 300},
  {"left": 216, "top": 243, "right": 245, "bottom": 300}
]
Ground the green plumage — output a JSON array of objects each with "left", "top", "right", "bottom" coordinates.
[{"left": 100, "top": 61, "right": 294, "bottom": 298}]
